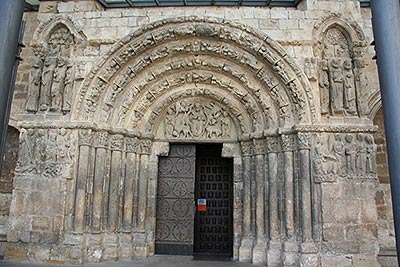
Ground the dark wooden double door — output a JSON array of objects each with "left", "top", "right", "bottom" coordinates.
[{"left": 155, "top": 144, "right": 233, "bottom": 259}]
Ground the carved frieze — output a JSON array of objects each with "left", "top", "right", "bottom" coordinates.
[{"left": 313, "top": 133, "right": 377, "bottom": 183}]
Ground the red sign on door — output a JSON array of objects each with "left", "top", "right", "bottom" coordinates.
[{"left": 197, "top": 199, "right": 206, "bottom": 212}]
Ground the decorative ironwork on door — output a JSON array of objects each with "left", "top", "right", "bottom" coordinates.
[
  {"left": 155, "top": 144, "right": 196, "bottom": 255},
  {"left": 194, "top": 144, "right": 233, "bottom": 259}
]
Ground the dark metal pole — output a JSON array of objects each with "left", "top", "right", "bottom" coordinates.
[
  {"left": 0, "top": 0, "right": 25, "bottom": 172},
  {"left": 371, "top": 0, "right": 400, "bottom": 264}
]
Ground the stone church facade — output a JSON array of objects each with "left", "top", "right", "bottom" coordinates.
[{"left": 0, "top": 0, "right": 395, "bottom": 266}]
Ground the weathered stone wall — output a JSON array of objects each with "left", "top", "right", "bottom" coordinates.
[
  {"left": 4, "top": 0, "right": 391, "bottom": 266},
  {"left": 0, "top": 126, "right": 19, "bottom": 258}
]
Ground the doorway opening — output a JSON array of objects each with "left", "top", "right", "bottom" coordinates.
[{"left": 155, "top": 144, "right": 233, "bottom": 260}]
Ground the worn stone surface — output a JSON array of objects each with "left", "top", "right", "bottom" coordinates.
[{"left": 0, "top": 0, "right": 393, "bottom": 266}]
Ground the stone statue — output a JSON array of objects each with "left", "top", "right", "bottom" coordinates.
[
  {"left": 62, "top": 64, "right": 74, "bottom": 113},
  {"left": 332, "top": 134, "right": 345, "bottom": 175},
  {"left": 39, "top": 57, "right": 57, "bottom": 111},
  {"left": 26, "top": 51, "right": 44, "bottom": 112},
  {"left": 319, "top": 59, "right": 330, "bottom": 115},
  {"left": 365, "top": 134, "right": 377, "bottom": 175},
  {"left": 343, "top": 59, "right": 357, "bottom": 115},
  {"left": 356, "top": 133, "right": 367, "bottom": 176},
  {"left": 315, "top": 139, "right": 337, "bottom": 176},
  {"left": 305, "top": 57, "right": 317, "bottom": 81},
  {"left": 57, "top": 128, "right": 71, "bottom": 163},
  {"left": 17, "top": 129, "right": 35, "bottom": 172},
  {"left": 329, "top": 59, "right": 344, "bottom": 115},
  {"left": 344, "top": 134, "right": 357, "bottom": 175},
  {"left": 355, "top": 59, "right": 369, "bottom": 116},
  {"left": 50, "top": 58, "right": 67, "bottom": 111}
]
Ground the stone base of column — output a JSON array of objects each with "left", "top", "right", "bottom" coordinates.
[
  {"left": 239, "top": 237, "right": 254, "bottom": 262},
  {"left": 267, "top": 241, "right": 282, "bottom": 267},
  {"left": 252, "top": 240, "right": 267, "bottom": 265},
  {"left": 132, "top": 231, "right": 148, "bottom": 258},
  {"left": 283, "top": 241, "right": 297, "bottom": 267}
]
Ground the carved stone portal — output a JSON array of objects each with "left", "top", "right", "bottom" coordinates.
[{"left": 158, "top": 98, "right": 236, "bottom": 140}]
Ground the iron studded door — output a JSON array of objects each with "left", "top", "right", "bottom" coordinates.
[
  {"left": 155, "top": 144, "right": 196, "bottom": 255},
  {"left": 194, "top": 144, "right": 233, "bottom": 259}
]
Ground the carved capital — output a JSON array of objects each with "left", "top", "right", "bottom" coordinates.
[
  {"left": 297, "top": 132, "right": 311, "bottom": 150},
  {"left": 240, "top": 141, "right": 253, "bottom": 156},
  {"left": 110, "top": 134, "right": 124, "bottom": 151},
  {"left": 266, "top": 137, "right": 280, "bottom": 153},
  {"left": 93, "top": 131, "right": 109, "bottom": 149},
  {"left": 125, "top": 136, "right": 138, "bottom": 153},
  {"left": 79, "top": 129, "right": 92, "bottom": 146},
  {"left": 139, "top": 139, "right": 152, "bottom": 155},
  {"left": 281, "top": 134, "right": 294, "bottom": 152},
  {"left": 253, "top": 138, "right": 266, "bottom": 155}
]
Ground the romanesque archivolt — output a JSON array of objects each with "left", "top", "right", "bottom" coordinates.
[
  {"left": 26, "top": 25, "right": 75, "bottom": 114},
  {"left": 314, "top": 133, "right": 377, "bottom": 182},
  {"left": 318, "top": 27, "right": 369, "bottom": 117}
]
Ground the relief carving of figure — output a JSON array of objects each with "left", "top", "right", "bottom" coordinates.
[
  {"left": 164, "top": 100, "right": 232, "bottom": 140},
  {"left": 355, "top": 134, "right": 366, "bottom": 177},
  {"left": 62, "top": 64, "right": 74, "bottom": 113},
  {"left": 344, "top": 134, "right": 357, "bottom": 175},
  {"left": 50, "top": 58, "right": 67, "bottom": 111},
  {"left": 355, "top": 59, "right": 369, "bottom": 116},
  {"left": 343, "top": 59, "right": 357, "bottom": 115},
  {"left": 305, "top": 57, "right": 317, "bottom": 81},
  {"left": 57, "top": 128, "right": 71, "bottom": 163},
  {"left": 329, "top": 59, "right": 344, "bottom": 115},
  {"left": 332, "top": 134, "right": 345, "bottom": 175},
  {"left": 17, "top": 129, "right": 36, "bottom": 172},
  {"left": 365, "top": 134, "right": 377, "bottom": 175},
  {"left": 39, "top": 57, "right": 57, "bottom": 111},
  {"left": 26, "top": 49, "right": 44, "bottom": 112},
  {"left": 319, "top": 59, "right": 330, "bottom": 115},
  {"left": 315, "top": 139, "right": 337, "bottom": 176}
]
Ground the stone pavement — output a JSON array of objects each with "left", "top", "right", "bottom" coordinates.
[{"left": 0, "top": 255, "right": 255, "bottom": 267}]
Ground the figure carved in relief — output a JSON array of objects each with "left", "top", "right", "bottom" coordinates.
[
  {"left": 320, "top": 27, "right": 365, "bottom": 117},
  {"left": 315, "top": 139, "right": 337, "bottom": 176},
  {"left": 332, "top": 134, "right": 345, "bottom": 175},
  {"left": 356, "top": 133, "right": 367, "bottom": 176},
  {"left": 26, "top": 49, "right": 44, "bottom": 112},
  {"left": 57, "top": 128, "right": 71, "bottom": 163},
  {"left": 355, "top": 59, "right": 369, "bottom": 116},
  {"left": 305, "top": 57, "right": 317, "bottom": 81},
  {"left": 26, "top": 25, "right": 75, "bottom": 113},
  {"left": 329, "top": 59, "right": 344, "bottom": 115},
  {"left": 344, "top": 134, "right": 357, "bottom": 175},
  {"left": 164, "top": 100, "right": 232, "bottom": 139},
  {"left": 319, "top": 59, "right": 330, "bottom": 115},
  {"left": 365, "top": 134, "right": 377, "bottom": 175},
  {"left": 343, "top": 59, "right": 357, "bottom": 115},
  {"left": 17, "top": 129, "right": 36, "bottom": 172}
]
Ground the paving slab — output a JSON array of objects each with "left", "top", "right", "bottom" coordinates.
[{"left": 0, "top": 255, "right": 256, "bottom": 267}]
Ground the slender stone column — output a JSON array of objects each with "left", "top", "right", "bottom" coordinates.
[
  {"left": 137, "top": 139, "right": 152, "bottom": 231},
  {"left": 266, "top": 137, "right": 282, "bottom": 266},
  {"left": 252, "top": 138, "right": 267, "bottom": 265},
  {"left": 281, "top": 134, "right": 297, "bottom": 266},
  {"left": 108, "top": 134, "right": 124, "bottom": 232},
  {"left": 74, "top": 129, "right": 93, "bottom": 233},
  {"left": 297, "top": 133, "right": 312, "bottom": 241},
  {"left": 92, "top": 131, "right": 109, "bottom": 232},
  {"left": 239, "top": 140, "right": 254, "bottom": 262},
  {"left": 122, "top": 136, "right": 138, "bottom": 232}
]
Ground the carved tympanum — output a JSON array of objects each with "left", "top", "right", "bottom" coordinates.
[{"left": 161, "top": 99, "right": 233, "bottom": 140}]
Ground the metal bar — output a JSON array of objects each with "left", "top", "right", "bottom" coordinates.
[
  {"left": 371, "top": 0, "right": 400, "bottom": 264},
  {"left": 0, "top": 0, "right": 25, "bottom": 174}
]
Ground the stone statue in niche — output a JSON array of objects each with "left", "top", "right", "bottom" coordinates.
[
  {"left": 332, "top": 133, "right": 345, "bottom": 175},
  {"left": 319, "top": 27, "right": 367, "bottom": 117},
  {"left": 356, "top": 133, "right": 367, "bottom": 176},
  {"left": 314, "top": 138, "right": 337, "bottom": 178},
  {"left": 329, "top": 59, "right": 344, "bottom": 114},
  {"left": 26, "top": 48, "right": 45, "bottom": 112},
  {"left": 163, "top": 100, "right": 232, "bottom": 139},
  {"left": 343, "top": 59, "right": 357, "bottom": 115},
  {"left": 319, "top": 60, "right": 330, "bottom": 115},
  {"left": 26, "top": 25, "right": 75, "bottom": 114},
  {"left": 304, "top": 57, "right": 318, "bottom": 81}
]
